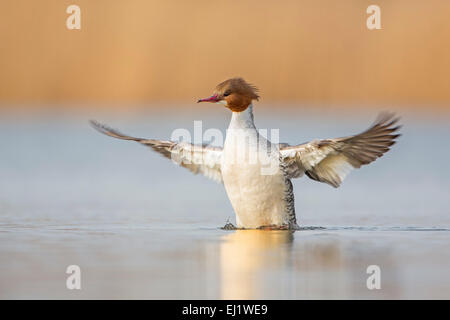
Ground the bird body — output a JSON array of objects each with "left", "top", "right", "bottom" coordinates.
[
  {"left": 221, "top": 105, "right": 296, "bottom": 229},
  {"left": 91, "top": 77, "right": 400, "bottom": 230}
]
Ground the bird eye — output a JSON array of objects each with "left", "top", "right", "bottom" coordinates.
[{"left": 223, "top": 91, "right": 231, "bottom": 97}]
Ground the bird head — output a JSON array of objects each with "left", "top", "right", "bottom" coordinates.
[{"left": 197, "top": 77, "right": 259, "bottom": 112}]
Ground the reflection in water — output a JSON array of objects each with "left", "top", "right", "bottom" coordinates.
[
  {"left": 219, "top": 230, "right": 294, "bottom": 299},
  {"left": 218, "top": 229, "right": 401, "bottom": 299}
]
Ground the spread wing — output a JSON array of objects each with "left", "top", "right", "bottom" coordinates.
[
  {"left": 280, "top": 113, "right": 401, "bottom": 188},
  {"left": 90, "top": 120, "right": 223, "bottom": 182}
]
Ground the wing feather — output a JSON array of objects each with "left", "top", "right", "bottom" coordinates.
[
  {"left": 90, "top": 120, "right": 223, "bottom": 182},
  {"left": 280, "top": 113, "right": 401, "bottom": 187}
]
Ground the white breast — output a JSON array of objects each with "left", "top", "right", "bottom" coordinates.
[{"left": 221, "top": 106, "right": 289, "bottom": 228}]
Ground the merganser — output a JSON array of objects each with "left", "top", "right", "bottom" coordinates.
[{"left": 91, "top": 77, "right": 400, "bottom": 230}]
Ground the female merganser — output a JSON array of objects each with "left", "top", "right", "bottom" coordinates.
[{"left": 91, "top": 77, "right": 400, "bottom": 230}]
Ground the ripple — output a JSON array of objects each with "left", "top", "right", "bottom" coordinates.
[{"left": 303, "top": 226, "right": 450, "bottom": 232}]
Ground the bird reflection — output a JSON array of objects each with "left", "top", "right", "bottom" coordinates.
[
  {"left": 219, "top": 230, "right": 294, "bottom": 299},
  {"left": 218, "top": 228, "right": 400, "bottom": 299}
]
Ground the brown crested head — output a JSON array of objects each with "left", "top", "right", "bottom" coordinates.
[{"left": 197, "top": 77, "right": 259, "bottom": 112}]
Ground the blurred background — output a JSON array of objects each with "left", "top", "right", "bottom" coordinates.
[
  {"left": 0, "top": 0, "right": 449, "bottom": 110},
  {"left": 0, "top": 1, "right": 450, "bottom": 299}
]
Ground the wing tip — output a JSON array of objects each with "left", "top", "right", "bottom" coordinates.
[
  {"left": 89, "top": 119, "right": 102, "bottom": 131},
  {"left": 371, "top": 112, "right": 402, "bottom": 130},
  {"left": 89, "top": 120, "right": 141, "bottom": 141},
  {"left": 89, "top": 119, "right": 113, "bottom": 135}
]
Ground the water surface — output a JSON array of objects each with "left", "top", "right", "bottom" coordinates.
[{"left": 1, "top": 108, "right": 449, "bottom": 299}]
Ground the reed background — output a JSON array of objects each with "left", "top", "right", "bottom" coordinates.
[{"left": 0, "top": 0, "right": 449, "bottom": 111}]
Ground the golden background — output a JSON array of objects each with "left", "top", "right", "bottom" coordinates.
[{"left": 1, "top": 0, "right": 449, "bottom": 110}]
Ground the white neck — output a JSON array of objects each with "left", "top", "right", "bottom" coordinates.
[{"left": 228, "top": 104, "right": 256, "bottom": 130}]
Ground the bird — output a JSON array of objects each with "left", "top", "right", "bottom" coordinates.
[{"left": 90, "top": 77, "right": 401, "bottom": 230}]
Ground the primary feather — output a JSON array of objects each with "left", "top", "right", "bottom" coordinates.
[
  {"left": 280, "top": 112, "right": 401, "bottom": 187},
  {"left": 90, "top": 120, "right": 223, "bottom": 182}
]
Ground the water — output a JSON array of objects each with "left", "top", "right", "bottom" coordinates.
[{"left": 0, "top": 107, "right": 449, "bottom": 299}]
